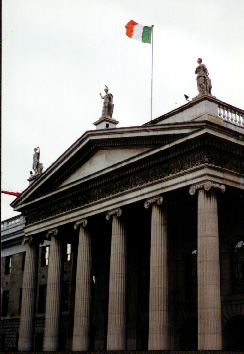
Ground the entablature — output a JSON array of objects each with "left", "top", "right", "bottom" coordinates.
[{"left": 19, "top": 126, "right": 244, "bottom": 235}]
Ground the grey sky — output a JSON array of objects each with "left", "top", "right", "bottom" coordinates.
[{"left": 2, "top": 0, "right": 244, "bottom": 220}]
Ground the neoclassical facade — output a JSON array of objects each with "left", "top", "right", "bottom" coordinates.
[{"left": 2, "top": 95, "right": 244, "bottom": 351}]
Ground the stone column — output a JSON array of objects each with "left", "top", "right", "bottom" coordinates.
[
  {"left": 190, "top": 181, "right": 225, "bottom": 350},
  {"left": 18, "top": 236, "right": 39, "bottom": 351},
  {"left": 145, "top": 195, "right": 170, "bottom": 350},
  {"left": 72, "top": 219, "right": 92, "bottom": 351},
  {"left": 43, "top": 228, "right": 63, "bottom": 351},
  {"left": 106, "top": 208, "right": 127, "bottom": 350}
]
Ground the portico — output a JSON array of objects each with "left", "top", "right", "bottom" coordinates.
[{"left": 13, "top": 95, "right": 244, "bottom": 351}]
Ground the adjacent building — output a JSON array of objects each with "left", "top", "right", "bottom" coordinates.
[{"left": 1, "top": 94, "right": 244, "bottom": 351}]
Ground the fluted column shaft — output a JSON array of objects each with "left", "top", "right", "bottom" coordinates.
[
  {"left": 197, "top": 188, "right": 222, "bottom": 350},
  {"left": 43, "top": 230, "right": 63, "bottom": 351},
  {"left": 146, "top": 197, "right": 169, "bottom": 350},
  {"left": 107, "top": 209, "right": 127, "bottom": 350},
  {"left": 18, "top": 238, "right": 39, "bottom": 351},
  {"left": 72, "top": 220, "right": 92, "bottom": 350}
]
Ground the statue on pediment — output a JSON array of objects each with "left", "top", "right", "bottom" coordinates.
[
  {"left": 100, "top": 85, "right": 114, "bottom": 118},
  {"left": 195, "top": 58, "right": 212, "bottom": 96},
  {"left": 32, "top": 147, "right": 43, "bottom": 175}
]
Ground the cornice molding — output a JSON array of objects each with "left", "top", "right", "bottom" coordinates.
[
  {"left": 189, "top": 181, "right": 226, "bottom": 195},
  {"left": 106, "top": 208, "right": 122, "bottom": 221}
]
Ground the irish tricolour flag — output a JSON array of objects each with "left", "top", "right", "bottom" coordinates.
[{"left": 125, "top": 20, "right": 153, "bottom": 44}]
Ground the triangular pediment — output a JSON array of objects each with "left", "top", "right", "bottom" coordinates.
[
  {"left": 60, "top": 147, "right": 150, "bottom": 187},
  {"left": 11, "top": 121, "right": 202, "bottom": 210}
]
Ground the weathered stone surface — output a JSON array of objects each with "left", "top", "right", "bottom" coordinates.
[
  {"left": 196, "top": 187, "right": 222, "bottom": 350},
  {"left": 18, "top": 240, "right": 39, "bottom": 351},
  {"left": 72, "top": 220, "right": 92, "bottom": 351},
  {"left": 146, "top": 199, "right": 169, "bottom": 350},
  {"left": 107, "top": 209, "right": 127, "bottom": 350},
  {"left": 43, "top": 230, "right": 63, "bottom": 351}
]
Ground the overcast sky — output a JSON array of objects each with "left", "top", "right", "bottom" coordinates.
[{"left": 2, "top": 0, "right": 244, "bottom": 220}]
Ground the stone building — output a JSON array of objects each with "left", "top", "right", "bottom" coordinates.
[{"left": 1, "top": 94, "right": 244, "bottom": 351}]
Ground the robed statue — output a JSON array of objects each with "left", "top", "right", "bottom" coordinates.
[
  {"left": 100, "top": 85, "right": 114, "bottom": 118},
  {"left": 195, "top": 58, "right": 212, "bottom": 96},
  {"left": 32, "top": 147, "right": 43, "bottom": 175}
]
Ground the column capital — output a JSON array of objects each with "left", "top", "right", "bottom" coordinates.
[
  {"left": 22, "top": 236, "right": 34, "bottom": 245},
  {"left": 189, "top": 181, "right": 225, "bottom": 196},
  {"left": 144, "top": 195, "right": 163, "bottom": 209},
  {"left": 106, "top": 208, "right": 122, "bottom": 221},
  {"left": 46, "top": 228, "right": 58, "bottom": 240},
  {"left": 74, "top": 219, "right": 88, "bottom": 230}
]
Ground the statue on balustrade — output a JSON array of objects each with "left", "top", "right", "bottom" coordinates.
[
  {"left": 32, "top": 147, "right": 43, "bottom": 175},
  {"left": 195, "top": 58, "right": 212, "bottom": 96},
  {"left": 100, "top": 85, "right": 114, "bottom": 118}
]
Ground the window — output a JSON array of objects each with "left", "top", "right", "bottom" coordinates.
[
  {"left": 18, "top": 288, "right": 22, "bottom": 315},
  {"left": 41, "top": 246, "right": 50, "bottom": 267},
  {"left": 5, "top": 256, "right": 12, "bottom": 274},
  {"left": 66, "top": 243, "right": 71, "bottom": 262},
  {"left": 232, "top": 240, "right": 244, "bottom": 294},
  {"left": 22, "top": 252, "right": 26, "bottom": 271},
  {"left": 38, "top": 284, "right": 47, "bottom": 313},
  {"left": 63, "top": 243, "right": 72, "bottom": 262},
  {"left": 2, "top": 290, "right": 9, "bottom": 316},
  {"left": 62, "top": 281, "right": 70, "bottom": 311}
]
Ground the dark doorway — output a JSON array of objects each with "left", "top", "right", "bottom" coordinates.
[
  {"left": 224, "top": 315, "right": 244, "bottom": 350},
  {"left": 179, "top": 318, "right": 198, "bottom": 350}
]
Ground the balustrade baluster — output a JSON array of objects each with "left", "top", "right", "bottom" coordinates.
[
  {"left": 227, "top": 109, "right": 230, "bottom": 121},
  {"left": 218, "top": 106, "right": 222, "bottom": 117},
  {"left": 240, "top": 114, "right": 244, "bottom": 126},
  {"left": 235, "top": 112, "right": 238, "bottom": 124},
  {"left": 223, "top": 108, "right": 226, "bottom": 120},
  {"left": 218, "top": 103, "right": 244, "bottom": 127}
]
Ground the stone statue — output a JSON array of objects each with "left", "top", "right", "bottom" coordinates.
[
  {"left": 32, "top": 147, "right": 43, "bottom": 175},
  {"left": 195, "top": 58, "right": 212, "bottom": 96},
  {"left": 100, "top": 85, "right": 114, "bottom": 118}
]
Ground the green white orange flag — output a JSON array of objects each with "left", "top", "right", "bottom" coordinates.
[{"left": 125, "top": 20, "right": 152, "bottom": 44}]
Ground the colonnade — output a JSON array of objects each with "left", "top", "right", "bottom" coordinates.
[{"left": 18, "top": 181, "right": 225, "bottom": 351}]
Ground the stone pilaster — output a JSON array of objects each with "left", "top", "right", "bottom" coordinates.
[
  {"left": 72, "top": 219, "right": 92, "bottom": 351},
  {"left": 145, "top": 195, "right": 170, "bottom": 350},
  {"left": 43, "top": 228, "right": 63, "bottom": 351},
  {"left": 106, "top": 208, "right": 127, "bottom": 350},
  {"left": 18, "top": 236, "right": 39, "bottom": 351},
  {"left": 190, "top": 181, "right": 225, "bottom": 350}
]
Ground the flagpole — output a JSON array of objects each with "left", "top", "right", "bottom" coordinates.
[{"left": 151, "top": 25, "right": 154, "bottom": 121}]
